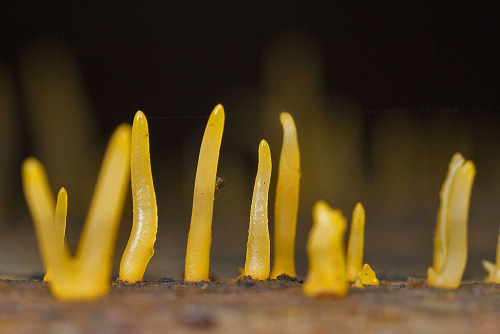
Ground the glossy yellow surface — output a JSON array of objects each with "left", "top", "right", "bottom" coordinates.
[
  {"left": 482, "top": 226, "right": 500, "bottom": 283},
  {"left": 242, "top": 140, "right": 272, "bottom": 280},
  {"left": 357, "top": 263, "right": 379, "bottom": 286},
  {"left": 22, "top": 124, "right": 131, "bottom": 300},
  {"left": 271, "top": 112, "right": 300, "bottom": 279},
  {"left": 119, "top": 111, "right": 158, "bottom": 283},
  {"left": 303, "top": 201, "right": 348, "bottom": 297},
  {"left": 346, "top": 203, "right": 365, "bottom": 282},
  {"left": 427, "top": 153, "right": 475, "bottom": 289},
  {"left": 185, "top": 105, "right": 225, "bottom": 282}
]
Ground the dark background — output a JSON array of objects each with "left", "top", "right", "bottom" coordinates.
[{"left": 0, "top": 2, "right": 499, "bottom": 280}]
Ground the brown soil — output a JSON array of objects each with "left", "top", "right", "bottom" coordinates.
[{"left": 1, "top": 277, "right": 499, "bottom": 334}]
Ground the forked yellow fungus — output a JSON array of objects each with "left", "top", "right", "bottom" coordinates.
[
  {"left": 427, "top": 153, "right": 475, "bottom": 289},
  {"left": 271, "top": 112, "right": 301, "bottom": 279},
  {"left": 303, "top": 201, "right": 348, "bottom": 297},
  {"left": 119, "top": 111, "right": 158, "bottom": 283},
  {"left": 346, "top": 203, "right": 365, "bottom": 282},
  {"left": 185, "top": 104, "right": 225, "bottom": 282},
  {"left": 242, "top": 140, "right": 272, "bottom": 280},
  {"left": 22, "top": 124, "right": 131, "bottom": 300},
  {"left": 482, "top": 226, "right": 500, "bottom": 283},
  {"left": 357, "top": 264, "right": 379, "bottom": 285}
]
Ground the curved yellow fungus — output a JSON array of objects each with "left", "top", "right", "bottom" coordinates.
[
  {"left": 119, "top": 111, "right": 158, "bottom": 283},
  {"left": 427, "top": 153, "right": 475, "bottom": 289},
  {"left": 22, "top": 158, "right": 64, "bottom": 282},
  {"left": 346, "top": 202, "right": 365, "bottom": 282},
  {"left": 242, "top": 140, "right": 272, "bottom": 280},
  {"left": 303, "top": 201, "right": 348, "bottom": 297},
  {"left": 271, "top": 112, "right": 300, "bottom": 279},
  {"left": 357, "top": 263, "right": 379, "bottom": 286},
  {"left": 185, "top": 104, "right": 225, "bottom": 282},
  {"left": 482, "top": 226, "right": 500, "bottom": 283},
  {"left": 22, "top": 124, "right": 131, "bottom": 300}
]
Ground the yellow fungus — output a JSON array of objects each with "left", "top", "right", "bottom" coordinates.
[
  {"left": 242, "top": 140, "right": 272, "bottom": 280},
  {"left": 427, "top": 153, "right": 475, "bottom": 289},
  {"left": 482, "top": 226, "right": 500, "bottom": 283},
  {"left": 22, "top": 124, "right": 131, "bottom": 300},
  {"left": 119, "top": 111, "right": 158, "bottom": 283},
  {"left": 271, "top": 112, "right": 301, "bottom": 279},
  {"left": 22, "top": 158, "right": 66, "bottom": 282},
  {"left": 346, "top": 203, "right": 365, "bottom": 282},
  {"left": 303, "top": 201, "right": 348, "bottom": 297},
  {"left": 185, "top": 104, "right": 225, "bottom": 282},
  {"left": 354, "top": 276, "right": 364, "bottom": 289},
  {"left": 357, "top": 263, "right": 379, "bottom": 286}
]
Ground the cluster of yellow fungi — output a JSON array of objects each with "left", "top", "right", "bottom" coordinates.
[
  {"left": 20, "top": 102, "right": 500, "bottom": 301},
  {"left": 22, "top": 111, "right": 157, "bottom": 300}
]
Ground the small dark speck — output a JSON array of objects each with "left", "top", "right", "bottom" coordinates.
[{"left": 159, "top": 277, "right": 175, "bottom": 283}]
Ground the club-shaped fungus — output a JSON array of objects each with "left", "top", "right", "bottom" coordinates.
[
  {"left": 242, "top": 140, "right": 272, "bottom": 280},
  {"left": 185, "top": 104, "right": 225, "bottom": 282},
  {"left": 303, "top": 201, "right": 348, "bottom": 297},
  {"left": 22, "top": 124, "right": 131, "bottom": 300},
  {"left": 119, "top": 111, "right": 158, "bottom": 283},
  {"left": 482, "top": 226, "right": 500, "bottom": 283},
  {"left": 345, "top": 203, "right": 380, "bottom": 286},
  {"left": 346, "top": 203, "right": 365, "bottom": 282},
  {"left": 271, "top": 112, "right": 301, "bottom": 279},
  {"left": 427, "top": 153, "right": 475, "bottom": 289}
]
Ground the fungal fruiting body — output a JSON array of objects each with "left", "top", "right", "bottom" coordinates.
[
  {"left": 242, "top": 140, "right": 272, "bottom": 280},
  {"left": 119, "top": 111, "right": 158, "bottom": 283},
  {"left": 346, "top": 203, "right": 365, "bottom": 282},
  {"left": 357, "top": 264, "right": 379, "bottom": 285},
  {"left": 22, "top": 124, "right": 131, "bottom": 300},
  {"left": 303, "top": 201, "right": 348, "bottom": 297},
  {"left": 185, "top": 104, "right": 225, "bottom": 282},
  {"left": 271, "top": 112, "right": 301, "bottom": 279},
  {"left": 482, "top": 226, "right": 500, "bottom": 283},
  {"left": 427, "top": 153, "right": 475, "bottom": 289}
]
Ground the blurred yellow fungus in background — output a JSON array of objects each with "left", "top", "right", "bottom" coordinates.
[
  {"left": 242, "top": 140, "right": 272, "bottom": 280},
  {"left": 357, "top": 264, "right": 379, "bottom": 286},
  {"left": 427, "top": 153, "right": 475, "bottom": 289},
  {"left": 482, "top": 226, "right": 500, "bottom": 283},
  {"left": 185, "top": 105, "right": 225, "bottom": 282},
  {"left": 22, "top": 124, "right": 131, "bottom": 300},
  {"left": 119, "top": 111, "right": 158, "bottom": 283},
  {"left": 303, "top": 201, "right": 348, "bottom": 297},
  {"left": 271, "top": 112, "right": 300, "bottom": 279},
  {"left": 346, "top": 203, "right": 365, "bottom": 282}
]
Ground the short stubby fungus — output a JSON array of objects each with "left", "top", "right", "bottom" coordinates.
[
  {"left": 357, "top": 263, "right": 379, "bottom": 286},
  {"left": 22, "top": 124, "right": 131, "bottom": 300},
  {"left": 427, "top": 153, "right": 476, "bottom": 289},
  {"left": 185, "top": 105, "right": 225, "bottom": 282},
  {"left": 119, "top": 111, "right": 158, "bottom": 283},
  {"left": 303, "top": 200, "right": 348, "bottom": 297},
  {"left": 271, "top": 112, "right": 301, "bottom": 279},
  {"left": 482, "top": 226, "right": 500, "bottom": 283},
  {"left": 242, "top": 140, "right": 272, "bottom": 280}
]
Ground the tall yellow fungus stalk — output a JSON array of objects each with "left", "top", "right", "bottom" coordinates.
[
  {"left": 22, "top": 124, "right": 131, "bottom": 300},
  {"left": 119, "top": 111, "right": 158, "bottom": 283},
  {"left": 427, "top": 153, "right": 475, "bottom": 289},
  {"left": 271, "top": 112, "right": 300, "bottom": 278},
  {"left": 482, "top": 226, "right": 500, "bottom": 283},
  {"left": 346, "top": 203, "right": 365, "bottom": 282},
  {"left": 303, "top": 201, "right": 348, "bottom": 297},
  {"left": 185, "top": 104, "right": 225, "bottom": 282},
  {"left": 242, "top": 140, "right": 272, "bottom": 280}
]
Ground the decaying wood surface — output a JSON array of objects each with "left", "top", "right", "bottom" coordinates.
[{"left": 1, "top": 278, "right": 499, "bottom": 334}]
